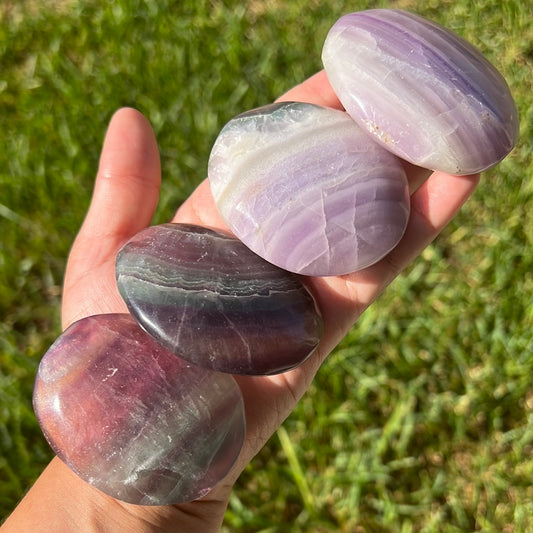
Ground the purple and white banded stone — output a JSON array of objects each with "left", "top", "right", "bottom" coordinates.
[
  {"left": 322, "top": 9, "right": 519, "bottom": 174},
  {"left": 208, "top": 102, "right": 410, "bottom": 276}
]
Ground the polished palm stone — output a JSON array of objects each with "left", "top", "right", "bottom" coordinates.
[
  {"left": 33, "top": 313, "right": 245, "bottom": 505},
  {"left": 115, "top": 223, "right": 323, "bottom": 375},
  {"left": 208, "top": 102, "right": 410, "bottom": 276},
  {"left": 322, "top": 9, "right": 519, "bottom": 174}
]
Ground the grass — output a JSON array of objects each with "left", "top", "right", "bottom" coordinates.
[{"left": 1, "top": 0, "right": 532, "bottom": 530}]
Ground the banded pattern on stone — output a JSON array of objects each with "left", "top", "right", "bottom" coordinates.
[
  {"left": 208, "top": 102, "right": 410, "bottom": 276},
  {"left": 116, "top": 223, "right": 323, "bottom": 375},
  {"left": 322, "top": 9, "right": 519, "bottom": 174}
]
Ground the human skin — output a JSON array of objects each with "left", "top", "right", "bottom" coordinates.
[{"left": 1, "top": 71, "right": 479, "bottom": 532}]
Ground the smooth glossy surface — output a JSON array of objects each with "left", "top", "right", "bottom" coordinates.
[
  {"left": 116, "top": 223, "right": 323, "bottom": 375},
  {"left": 322, "top": 9, "right": 519, "bottom": 174},
  {"left": 208, "top": 102, "right": 410, "bottom": 276},
  {"left": 33, "top": 314, "right": 245, "bottom": 505}
]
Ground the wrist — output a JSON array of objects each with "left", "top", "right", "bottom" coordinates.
[{"left": 2, "top": 458, "right": 231, "bottom": 532}]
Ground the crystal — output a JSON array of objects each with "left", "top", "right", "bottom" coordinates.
[
  {"left": 208, "top": 102, "right": 410, "bottom": 276},
  {"left": 322, "top": 9, "right": 519, "bottom": 174},
  {"left": 33, "top": 313, "right": 245, "bottom": 505},
  {"left": 115, "top": 223, "right": 323, "bottom": 375}
]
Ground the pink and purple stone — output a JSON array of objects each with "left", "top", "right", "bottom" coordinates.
[
  {"left": 33, "top": 314, "right": 246, "bottom": 505},
  {"left": 115, "top": 223, "right": 323, "bottom": 375}
]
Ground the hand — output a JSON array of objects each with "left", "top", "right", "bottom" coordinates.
[{"left": 2, "top": 71, "right": 479, "bottom": 532}]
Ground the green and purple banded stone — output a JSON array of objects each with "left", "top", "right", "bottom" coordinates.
[{"left": 116, "top": 223, "right": 324, "bottom": 375}]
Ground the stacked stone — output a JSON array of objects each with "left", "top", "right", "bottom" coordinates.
[{"left": 33, "top": 9, "right": 518, "bottom": 506}]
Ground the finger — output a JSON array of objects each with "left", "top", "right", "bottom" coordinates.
[
  {"left": 63, "top": 108, "right": 161, "bottom": 327},
  {"left": 80, "top": 107, "right": 161, "bottom": 247},
  {"left": 388, "top": 171, "right": 480, "bottom": 276},
  {"left": 309, "top": 171, "right": 481, "bottom": 348},
  {"left": 356, "top": 170, "right": 480, "bottom": 297},
  {"left": 248, "top": 171, "right": 481, "bottom": 448},
  {"left": 172, "top": 179, "right": 225, "bottom": 229},
  {"left": 275, "top": 70, "right": 343, "bottom": 110},
  {"left": 173, "top": 173, "right": 480, "bottom": 403}
]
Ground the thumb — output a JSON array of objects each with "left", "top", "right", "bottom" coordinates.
[{"left": 62, "top": 108, "right": 161, "bottom": 328}]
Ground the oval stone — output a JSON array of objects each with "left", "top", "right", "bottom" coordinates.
[
  {"left": 322, "top": 9, "right": 519, "bottom": 174},
  {"left": 208, "top": 102, "right": 410, "bottom": 276},
  {"left": 33, "top": 314, "right": 245, "bottom": 505},
  {"left": 115, "top": 223, "right": 323, "bottom": 375}
]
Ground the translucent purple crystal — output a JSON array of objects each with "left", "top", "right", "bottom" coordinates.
[
  {"left": 208, "top": 102, "right": 410, "bottom": 276},
  {"left": 33, "top": 314, "right": 245, "bottom": 505},
  {"left": 322, "top": 9, "right": 519, "bottom": 174},
  {"left": 115, "top": 223, "right": 323, "bottom": 375}
]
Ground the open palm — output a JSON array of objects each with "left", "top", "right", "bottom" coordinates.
[{"left": 3, "top": 72, "right": 479, "bottom": 532}]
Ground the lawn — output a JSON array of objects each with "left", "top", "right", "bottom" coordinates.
[{"left": 1, "top": 0, "right": 532, "bottom": 531}]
